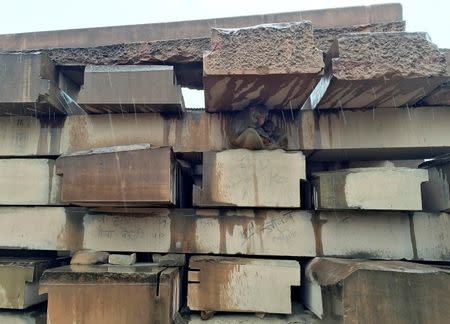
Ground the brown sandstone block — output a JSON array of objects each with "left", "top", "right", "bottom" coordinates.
[
  {"left": 317, "top": 32, "right": 448, "bottom": 109},
  {"left": 203, "top": 22, "right": 324, "bottom": 112},
  {"left": 56, "top": 145, "right": 180, "bottom": 207},
  {"left": 303, "top": 258, "right": 450, "bottom": 323},
  {"left": 40, "top": 264, "right": 180, "bottom": 324}
]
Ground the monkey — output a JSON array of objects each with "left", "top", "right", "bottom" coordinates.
[{"left": 228, "top": 104, "right": 271, "bottom": 150}]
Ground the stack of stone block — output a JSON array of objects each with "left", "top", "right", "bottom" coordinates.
[{"left": 0, "top": 3, "right": 449, "bottom": 324}]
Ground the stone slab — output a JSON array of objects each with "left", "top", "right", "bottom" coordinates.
[
  {"left": 0, "top": 4, "right": 402, "bottom": 51},
  {"left": 40, "top": 264, "right": 180, "bottom": 324},
  {"left": 0, "top": 257, "right": 68, "bottom": 309},
  {"left": 1, "top": 107, "right": 450, "bottom": 161},
  {"left": 317, "top": 32, "right": 448, "bottom": 109},
  {"left": 303, "top": 258, "right": 450, "bottom": 323},
  {"left": 0, "top": 159, "right": 62, "bottom": 205},
  {"left": 187, "top": 256, "right": 300, "bottom": 314},
  {"left": 0, "top": 53, "right": 79, "bottom": 115},
  {"left": 203, "top": 22, "right": 324, "bottom": 112},
  {"left": 56, "top": 145, "right": 179, "bottom": 207},
  {"left": 420, "top": 155, "right": 450, "bottom": 212},
  {"left": 76, "top": 65, "right": 184, "bottom": 113},
  {"left": 193, "top": 149, "right": 306, "bottom": 207},
  {"left": 312, "top": 167, "right": 428, "bottom": 210}
]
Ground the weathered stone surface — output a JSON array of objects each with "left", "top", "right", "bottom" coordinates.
[
  {"left": 303, "top": 258, "right": 450, "bottom": 323},
  {"left": 203, "top": 22, "right": 324, "bottom": 112},
  {"left": 188, "top": 256, "right": 300, "bottom": 314},
  {"left": 312, "top": 167, "right": 428, "bottom": 210},
  {"left": 1, "top": 207, "right": 447, "bottom": 260},
  {"left": 0, "top": 159, "right": 62, "bottom": 205},
  {"left": 76, "top": 65, "right": 184, "bottom": 113},
  {"left": 40, "top": 264, "right": 180, "bottom": 324},
  {"left": 0, "top": 257, "right": 68, "bottom": 309},
  {"left": 0, "top": 4, "right": 402, "bottom": 51},
  {"left": 34, "top": 22, "right": 403, "bottom": 89},
  {"left": 43, "top": 22, "right": 404, "bottom": 66},
  {"left": 317, "top": 32, "right": 448, "bottom": 109},
  {"left": 56, "top": 145, "right": 179, "bottom": 207},
  {"left": 314, "top": 21, "right": 405, "bottom": 54},
  {"left": 193, "top": 149, "right": 306, "bottom": 207},
  {"left": 108, "top": 253, "right": 137, "bottom": 266},
  {"left": 1, "top": 107, "right": 450, "bottom": 161},
  {"left": 70, "top": 250, "right": 109, "bottom": 265},
  {"left": 420, "top": 155, "right": 450, "bottom": 212},
  {"left": 422, "top": 49, "right": 450, "bottom": 106},
  {"left": 0, "top": 53, "right": 79, "bottom": 115}
]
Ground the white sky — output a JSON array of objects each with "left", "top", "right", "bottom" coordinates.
[{"left": 1, "top": 0, "right": 448, "bottom": 107}]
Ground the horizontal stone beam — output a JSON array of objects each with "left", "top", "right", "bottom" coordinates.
[
  {"left": 1, "top": 107, "right": 449, "bottom": 161},
  {"left": 0, "top": 4, "right": 402, "bottom": 51},
  {"left": 0, "top": 207, "right": 448, "bottom": 261}
]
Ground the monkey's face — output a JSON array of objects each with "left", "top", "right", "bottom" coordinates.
[
  {"left": 250, "top": 106, "right": 268, "bottom": 126},
  {"left": 256, "top": 114, "right": 266, "bottom": 126}
]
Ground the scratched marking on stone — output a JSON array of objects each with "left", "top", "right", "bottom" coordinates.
[{"left": 242, "top": 212, "right": 295, "bottom": 246}]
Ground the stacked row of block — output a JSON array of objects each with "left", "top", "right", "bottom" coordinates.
[{"left": 0, "top": 3, "right": 450, "bottom": 324}]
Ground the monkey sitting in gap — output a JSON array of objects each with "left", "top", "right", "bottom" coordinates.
[{"left": 228, "top": 104, "right": 286, "bottom": 150}]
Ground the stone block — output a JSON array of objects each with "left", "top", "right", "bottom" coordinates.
[
  {"left": 312, "top": 167, "right": 428, "bottom": 210},
  {"left": 153, "top": 254, "right": 186, "bottom": 267},
  {"left": 188, "top": 256, "right": 300, "bottom": 314},
  {"left": 56, "top": 145, "right": 180, "bottom": 207},
  {"left": 76, "top": 65, "right": 184, "bottom": 113},
  {"left": 203, "top": 22, "right": 324, "bottom": 112},
  {"left": 0, "top": 53, "right": 78, "bottom": 115},
  {"left": 303, "top": 258, "right": 450, "bottom": 323},
  {"left": 40, "top": 264, "right": 180, "bottom": 324},
  {"left": 70, "top": 250, "right": 109, "bottom": 265},
  {"left": 317, "top": 32, "right": 448, "bottom": 109},
  {"left": 108, "top": 253, "right": 136, "bottom": 266},
  {"left": 193, "top": 149, "right": 306, "bottom": 207}
]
